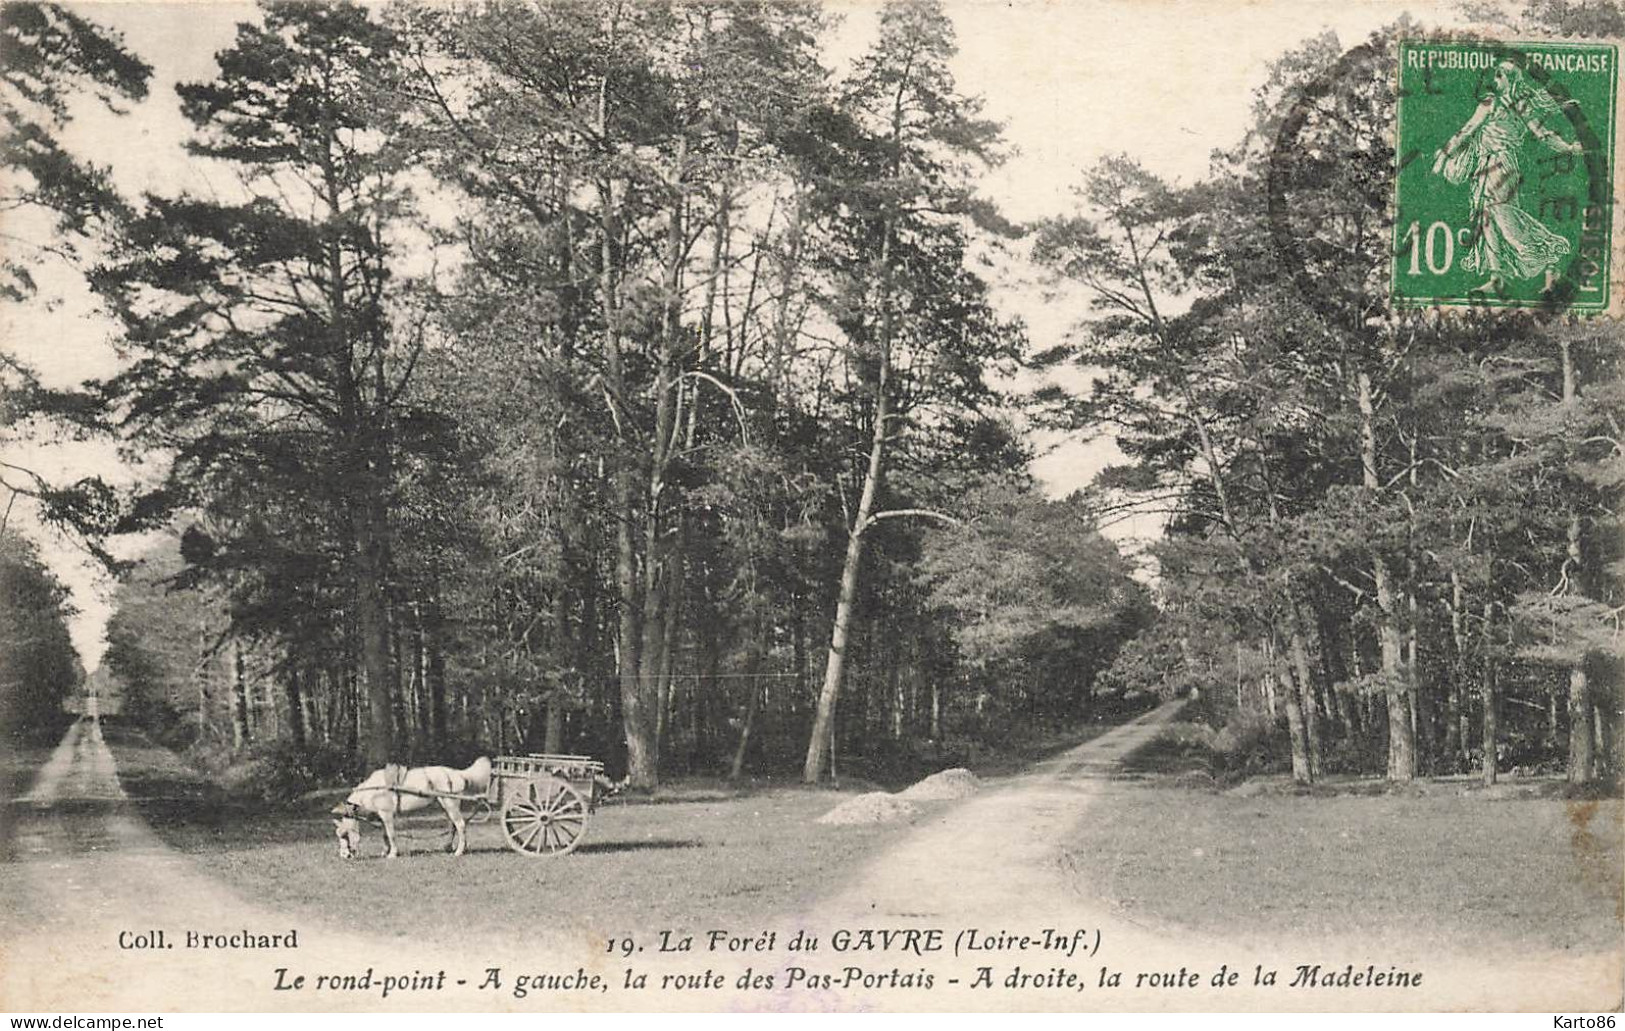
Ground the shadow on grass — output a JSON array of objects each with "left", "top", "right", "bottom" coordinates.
[
  {"left": 144, "top": 811, "right": 328, "bottom": 849},
  {"left": 115, "top": 773, "right": 218, "bottom": 803},
  {"left": 308, "top": 837, "right": 708, "bottom": 864},
  {"left": 123, "top": 796, "right": 710, "bottom": 858},
  {"left": 1115, "top": 728, "right": 1223, "bottom": 779},
  {"left": 452, "top": 838, "right": 704, "bottom": 857},
  {"left": 574, "top": 838, "right": 702, "bottom": 854},
  {"left": 4, "top": 798, "right": 125, "bottom": 819}
]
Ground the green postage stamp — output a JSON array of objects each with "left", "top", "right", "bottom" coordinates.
[{"left": 1393, "top": 39, "right": 1620, "bottom": 312}]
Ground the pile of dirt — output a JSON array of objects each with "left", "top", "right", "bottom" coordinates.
[
  {"left": 816, "top": 792, "right": 919, "bottom": 825},
  {"left": 898, "top": 767, "right": 982, "bottom": 801}
]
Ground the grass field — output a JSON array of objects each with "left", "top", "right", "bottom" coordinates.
[
  {"left": 69, "top": 711, "right": 1137, "bottom": 946},
  {"left": 0, "top": 737, "right": 59, "bottom": 861},
  {"left": 0, "top": 739, "right": 55, "bottom": 800},
  {"left": 1065, "top": 783, "right": 1623, "bottom": 954},
  {"left": 89, "top": 724, "right": 964, "bottom": 946},
  {"left": 49, "top": 711, "right": 1622, "bottom": 960},
  {"left": 153, "top": 786, "right": 909, "bottom": 945}
]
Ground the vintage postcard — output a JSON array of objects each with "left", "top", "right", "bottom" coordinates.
[{"left": 1, "top": 0, "right": 1621, "bottom": 1016}]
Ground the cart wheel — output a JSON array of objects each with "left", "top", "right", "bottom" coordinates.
[{"left": 501, "top": 777, "right": 587, "bottom": 856}]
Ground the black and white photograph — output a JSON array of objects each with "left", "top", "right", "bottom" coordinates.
[{"left": 0, "top": 0, "right": 1620, "bottom": 1014}]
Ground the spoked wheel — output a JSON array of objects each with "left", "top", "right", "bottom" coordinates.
[{"left": 501, "top": 777, "right": 587, "bottom": 856}]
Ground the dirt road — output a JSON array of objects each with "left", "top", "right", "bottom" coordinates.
[
  {"left": 7, "top": 718, "right": 199, "bottom": 919},
  {"left": 820, "top": 699, "right": 1185, "bottom": 926},
  {"left": 1, "top": 719, "right": 313, "bottom": 1008}
]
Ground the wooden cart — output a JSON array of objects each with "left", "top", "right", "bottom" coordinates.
[{"left": 487, "top": 753, "right": 608, "bottom": 857}]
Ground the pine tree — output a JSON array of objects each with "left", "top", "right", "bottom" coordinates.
[{"left": 90, "top": 2, "right": 416, "bottom": 766}]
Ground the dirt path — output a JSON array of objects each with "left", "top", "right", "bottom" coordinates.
[
  {"left": 6, "top": 719, "right": 210, "bottom": 919},
  {"left": 820, "top": 699, "right": 1185, "bottom": 927},
  {"left": 0, "top": 720, "right": 435, "bottom": 1011},
  {"left": 17, "top": 719, "right": 125, "bottom": 805}
]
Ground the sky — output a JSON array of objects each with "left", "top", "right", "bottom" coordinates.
[{"left": 3, "top": 0, "right": 1470, "bottom": 670}]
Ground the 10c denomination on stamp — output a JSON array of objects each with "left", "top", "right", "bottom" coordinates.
[{"left": 1393, "top": 38, "right": 1619, "bottom": 312}]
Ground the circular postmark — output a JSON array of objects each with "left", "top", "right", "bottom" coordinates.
[{"left": 1267, "top": 33, "right": 1614, "bottom": 327}]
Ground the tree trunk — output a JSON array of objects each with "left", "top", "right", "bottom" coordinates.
[
  {"left": 1482, "top": 598, "right": 1498, "bottom": 786},
  {"left": 1332, "top": 684, "right": 1357, "bottom": 746},
  {"left": 544, "top": 696, "right": 564, "bottom": 754},
  {"left": 639, "top": 134, "right": 690, "bottom": 781},
  {"left": 355, "top": 521, "right": 394, "bottom": 766},
  {"left": 600, "top": 176, "right": 653, "bottom": 790},
  {"left": 1272, "top": 626, "right": 1311, "bottom": 784},
  {"left": 230, "top": 641, "right": 250, "bottom": 750},
  {"left": 1287, "top": 619, "right": 1322, "bottom": 779},
  {"left": 1406, "top": 585, "right": 1426, "bottom": 773},
  {"left": 322, "top": 664, "right": 339, "bottom": 743},
  {"left": 791, "top": 586, "right": 807, "bottom": 707},
  {"left": 648, "top": 586, "right": 671, "bottom": 750},
  {"left": 1568, "top": 667, "right": 1594, "bottom": 785},
  {"left": 195, "top": 631, "right": 211, "bottom": 739},
  {"left": 1405, "top": 430, "right": 1428, "bottom": 774},
  {"left": 729, "top": 682, "right": 760, "bottom": 781},
  {"left": 804, "top": 220, "right": 894, "bottom": 784},
  {"left": 907, "top": 663, "right": 920, "bottom": 738},
  {"left": 1373, "top": 562, "right": 1413, "bottom": 780},
  {"left": 407, "top": 601, "right": 426, "bottom": 755},
  {"left": 1256, "top": 457, "right": 1318, "bottom": 779},
  {"left": 729, "top": 622, "right": 766, "bottom": 781},
  {"left": 695, "top": 601, "right": 721, "bottom": 769},
  {"left": 338, "top": 665, "right": 358, "bottom": 756},
  {"left": 1281, "top": 664, "right": 1312, "bottom": 783},
  {"left": 1358, "top": 369, "right": 1415, "bottom": 781},
  {"left": 659, "top": 584, "right": 680, "bottom": 759},
  {"left": 803, "top": 469, "right": 879, "bottom": 782},
  {"left": 1445, "top": 570, "right": 1467, "bottom": 769},
  {"left": 427, "top": 625, "right": 447, "bottom": 753},
  {"left": 1262, "top": 636, "right": 1279, "bottom": 720},
  {"left": 591, "top": 31, "right": 655, "bottom": 791},
  {"left": 890, "top": 651, "right": 904, "bottom": 741},
  {"left": 318, "top": 92, "right": 394, "bottom": 769},
  {"left": 930, "top": 679, "right": 942, "bottom": 740},
  {"left": 285, "top": 665, "right": 306, "bottom": 749},
  {"left": 302, "top": 680, "right": 319, "bottom": 746},
  {"left": 1559, "top": 339, "right": 1594, "bottom": 784}
]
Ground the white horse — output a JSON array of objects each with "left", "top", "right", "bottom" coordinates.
[{"left": 331, "top": 757, "right": 492, "bottom": 859}]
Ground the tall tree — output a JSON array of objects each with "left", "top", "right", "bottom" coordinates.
[
  {"left": 0, "top": 2, "right": 149, "bottom": 301},
  {"left": 1, "top": 3, "right": 150, "bottom": 525},
  {"left": 0, "top": 529, "right": 80, "bottom": 740},
  {"left": 800, "top": 0, "right": 1016, "bottom": 782},
  {"left": 89, "top": 2, "right": 417, "bottom": 766},
  {"left": 399, "top": 0, "right": 831, "bottom": 788}
]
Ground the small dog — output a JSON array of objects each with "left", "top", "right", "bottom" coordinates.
[{"left": 331, "top": 757, "right": 492, "bottom": 859}]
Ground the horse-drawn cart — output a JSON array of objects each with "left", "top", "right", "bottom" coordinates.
[{"left": 488, "top": 754, "right": 610, "bottom": 857}]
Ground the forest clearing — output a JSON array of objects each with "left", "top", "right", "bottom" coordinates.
[{"left": 3, "top": 700, "right": 1606, "bottom": 977}]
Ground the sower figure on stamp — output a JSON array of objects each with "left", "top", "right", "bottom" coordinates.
[{"left": 1430, "top": 60, "right": 1584, "bottom": 293}]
